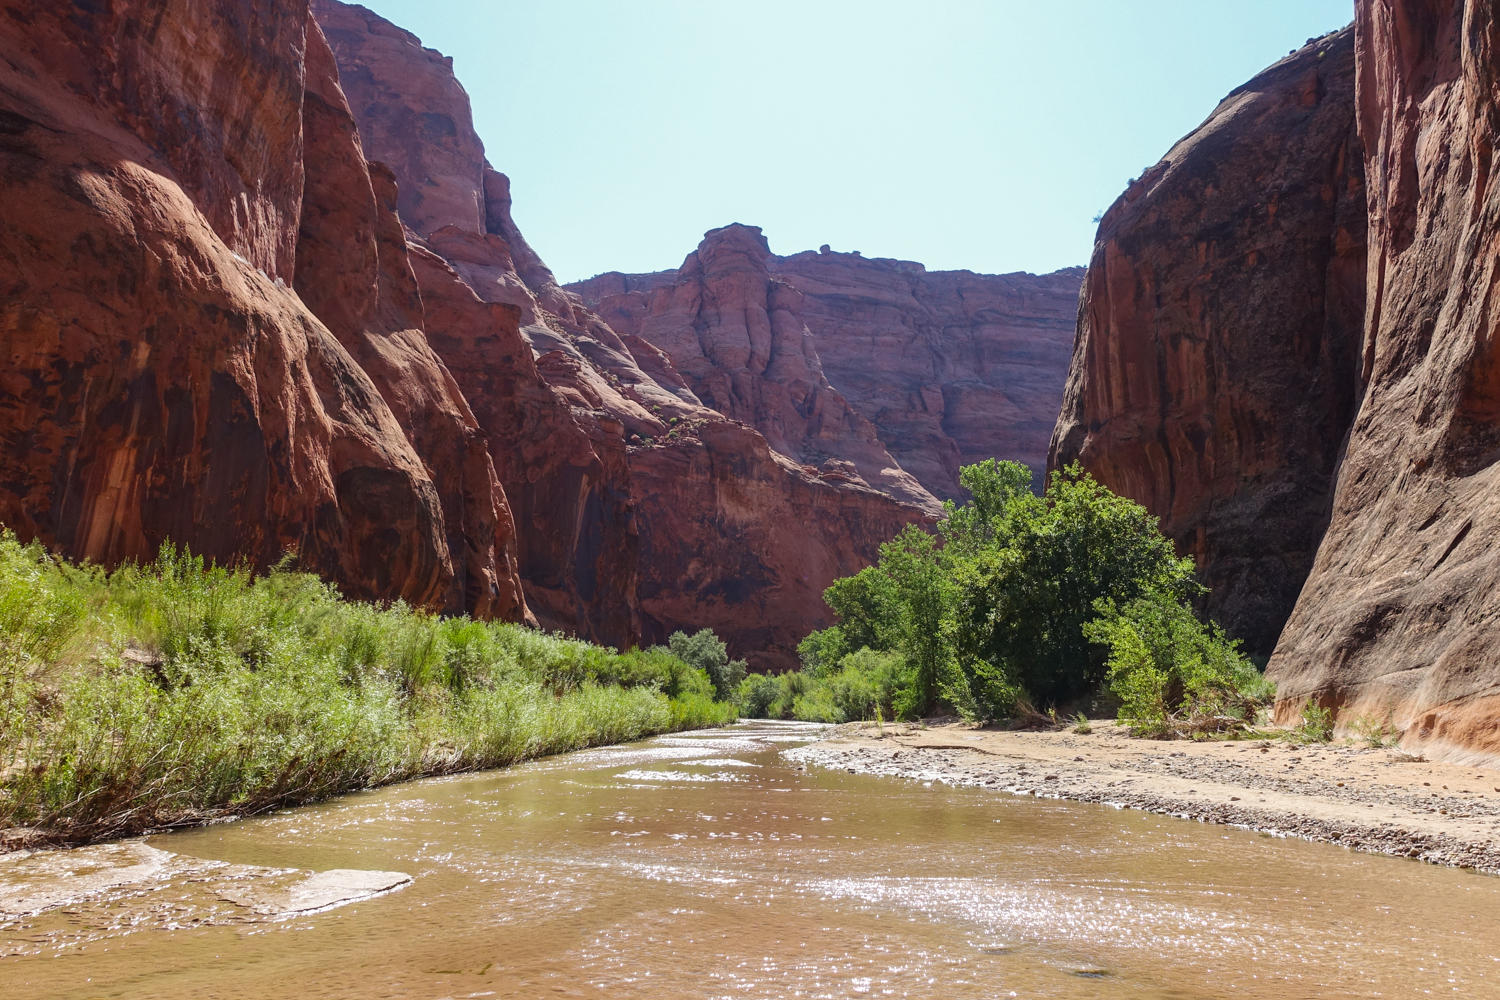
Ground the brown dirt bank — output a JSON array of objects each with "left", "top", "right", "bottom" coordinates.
[{"left": 788, "top": 721, "right": 1500, "bottom": 875}]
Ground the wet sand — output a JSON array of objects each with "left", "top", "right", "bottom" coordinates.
[{"left": 789, "top": 720, "right": 1500, "bottom": 874}]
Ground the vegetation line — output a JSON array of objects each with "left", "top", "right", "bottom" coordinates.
[{"left": 0, "top": 535, "right": 736, "bottom": 851}]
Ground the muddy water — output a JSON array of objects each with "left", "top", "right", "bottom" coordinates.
[{"left": 4, "top": 720, "right": 1499, "bottom": 999}]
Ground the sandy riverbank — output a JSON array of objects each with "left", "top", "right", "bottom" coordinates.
[{"left": 787, "top": 720, "right": 1500, "bottom": 874}]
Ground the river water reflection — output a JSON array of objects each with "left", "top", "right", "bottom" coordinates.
[{"left": 4, "top": 719, "right": 1499, "bottom": 998}]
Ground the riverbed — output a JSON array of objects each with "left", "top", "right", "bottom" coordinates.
[{"left": 3, "top": 720, "right": 1498, "bottom": 998}]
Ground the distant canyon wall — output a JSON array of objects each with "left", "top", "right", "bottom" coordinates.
[{"left": 570, "top": 229, "right": 1081, "bottom": 502}]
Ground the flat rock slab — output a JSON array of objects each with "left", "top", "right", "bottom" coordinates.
[
  {"left": 0, "top": 840, "right": 409, "bottom": 927},
  {"left": 218, "top": 868, "right": 412, "bottom": 915},
  {"left": 0, "top": 842, "right": 173, "bottom": 918}
]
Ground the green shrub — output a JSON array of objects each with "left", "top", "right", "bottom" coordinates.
[
  {"left": 737, "top": 673, "right": 783, "bottom": 718},
  {"left": 1349, "top": 709, "right": 1400, "bottom": 747},
  {"left": 1292, "top": 701, "right": 1335, "bottom": 743},
  {"left": 1084, "top": 592, "right": 1267, "bottom": 736},
  {"left": 735, "top": 647, "right": 909, "bottom": 724},
  {"left": 796, "top": 626, "right": 849, "bottom": 677}
]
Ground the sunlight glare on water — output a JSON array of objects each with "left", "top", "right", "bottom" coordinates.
[{"left": 3, "top": 718, "right": 1498, "bottom": 998}]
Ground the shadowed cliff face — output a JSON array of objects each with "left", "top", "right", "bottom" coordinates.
[
  {"left": 1267, "top": 1, "right": 1500, "bottom": 757},
  {"left": 0, "top": 0, "right": 530, "bottom": 614},
  {"left": 313, "top": 0, "right": 934, "bottom": 668},
  {"left": 571, "top": 229, "right": 1081, "bottom": 503},
  {"left": 1048, "top": 27, "right": 1367, "bottom": 657}
]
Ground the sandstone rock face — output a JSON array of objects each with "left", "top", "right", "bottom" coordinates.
[
  {"left": 297, "top": 22, "right": 526, "bottom": 620},
  {"left": 315, "top": 0, "right": 932, "bottom": 666},
  {"left": 572, "top": 232, "right": 1081, "bottom": 504},
  {"left": 629, "top": 422, "right": 930, "bottom": 671},
  {"left": 313, "top": 0, "right": 488, "bottom": 237},
  {"left": 406, "top": 239, "right": 642, "bottom": 643},
  {"left": 1267, "top": 2, "right": 1500, "bottom": 757},
  {"left": 1049, "top": 28, "right": 1367, "bottom": 656},
  {"left": 572, "top": 225, "right": 940, "bottom": 510},
  {"left": 0, "top": 0, "right": 513, "bottom": 612}
]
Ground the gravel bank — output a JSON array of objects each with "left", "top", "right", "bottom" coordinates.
[{"left": 786, "top": 721, "right": 1500, "bottom": 874}]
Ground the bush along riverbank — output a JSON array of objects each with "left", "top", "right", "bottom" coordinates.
[
  {"left": 741, "top": 460, "right": 1276, "bottom": 736},
  {"left": 0, "top": 534, "right": 736, "bottom": 850}
]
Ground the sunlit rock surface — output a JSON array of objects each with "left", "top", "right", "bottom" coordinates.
[
  {"left": 1267, "top": 1, "right": 1500, "bottom": 757},
  {"left": 0, "top": 0, "right": 525, "bottom": 616}
]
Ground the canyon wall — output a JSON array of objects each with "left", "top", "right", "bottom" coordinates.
[
  {"left": 1053, "top": 5, "right": 1500, "bottom": 758},
  {"left": 0, "top": 0, "right": 1078, "bottom": 670},
  {"left": 0, "top": 0, "right": 528, "bottom": 618},
  {"left": 1267, "top": 0, "right": 1500, "bottom": 756},
  {"left": 572, "top": 231, "right": 1081, "bottom": 502},
  {"left": 1049, "top": 28, "right": 1367, "bottom": 656}
]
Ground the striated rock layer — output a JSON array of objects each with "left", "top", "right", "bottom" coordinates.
[
  {"left": 1048, "top": 28, "right": 1367, "bottom": 656},
  {"left": 315, "top": 1, "right": 934, "bottom": 667},
  {"left": 1267, "top": 1, "right": 1500, "bottom": 758},
  {"left": 571, "top": 230, "right": 1081, "bottom": 502},
  {"left": 0, "top": 0, "right": 527, "bottom": 618}
]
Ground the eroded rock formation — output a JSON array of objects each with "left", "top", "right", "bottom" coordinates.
[
  {"left": 0, "top": 0, "right": 526, "bottom": 615},
  {"left": 1050, "top": 6, "right": 1500, "bottom": 758},
  {"left": 1267, "top": 1, "right": 1500, "bottom": 757},
  {"left": 572, "top": 229, "right": 1081, "bottom": 502},
  {"left": 1049, "top": 28, "right": 1367, "bottom": 656}
]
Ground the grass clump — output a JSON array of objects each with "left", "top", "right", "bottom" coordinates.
[
  {"left": 0, "top": 532, "right": 735, "bottom": 848},
  {"left": 1288, "top": 701, "right": 1335, "bottom": 744},
  {"left": 1349, "top": 709, "right": 1401, "bottom": 748}
]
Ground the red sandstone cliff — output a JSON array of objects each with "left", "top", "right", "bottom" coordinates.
[
  {"left": 572, "top": 231, "right": 1081, "bottom": 502},
  {"left": 1049, "top": 27, "right": 1367, "bottom": 656},
  {"left": 1266, "top": 1, "right": 1500, "bottom": 757},
  {"left": 0, "top": 0, "right": 528, "bottom": 617},
  {"left": 314, "top": 1, "right": 933, "bottom": 667},
  {"left": 1050, "top": 5, "right": 1500, "bottom": 759}
]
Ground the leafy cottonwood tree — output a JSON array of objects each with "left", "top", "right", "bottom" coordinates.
[{"left": 787, "top": 459, "right": 1261, "bottom": 725}]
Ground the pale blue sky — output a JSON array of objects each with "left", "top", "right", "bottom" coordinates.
[{"left": 362, "top": 1, "right": 1355, "bottom": 282}]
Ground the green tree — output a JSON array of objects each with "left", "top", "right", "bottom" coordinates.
[
  {"left": 940, "top": 459, "right": 1033, "bottom": 556},
  {"left": 873, "top": 525, "right": 958, "bottom": 718},
  {"left": 952, "top": 463, "right": 1197, "bottom": 708},
  {"left": 666, "top": 629, "right": 747, "bottom": 701},
  {"left": 798, "top": 459, "right": 1267, "bottom": 728}
]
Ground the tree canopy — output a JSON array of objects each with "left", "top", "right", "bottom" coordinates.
[{"left": 794, "top": 460, "right": 1261, "bottom": 726}]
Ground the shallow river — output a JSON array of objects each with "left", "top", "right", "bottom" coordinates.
[{"left": 3, "top": 720, "right": 1499, "bottom": 998}]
